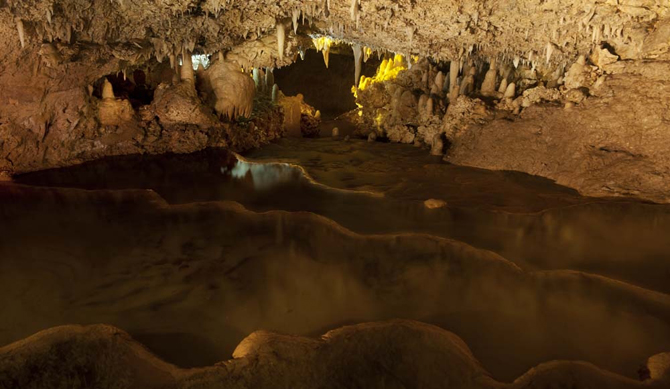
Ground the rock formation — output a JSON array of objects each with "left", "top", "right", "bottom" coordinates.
[
  {"left": 2, "top": 321, "right": 668, "bottom": 389},
  {"left": 0, "top": 0, "right": 668, "bottom": 200},
  {"left": 3, "top": 1, "right": 670, "bottom": 386}
]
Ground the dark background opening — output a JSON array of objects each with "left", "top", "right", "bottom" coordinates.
[{"left": 274, "top": 48, "right": 380, "bottom": 119}]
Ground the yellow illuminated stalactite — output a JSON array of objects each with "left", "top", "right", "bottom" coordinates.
[
  {"left": 312, "top": 36, "right": 339, "bottom": 68},
  {"left": 352, "top": 53, "right": 409, "bottom": 99}
]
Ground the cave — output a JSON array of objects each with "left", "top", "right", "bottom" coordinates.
[{"left": 1, "top": 1, "right": 670, "bottom": 388}]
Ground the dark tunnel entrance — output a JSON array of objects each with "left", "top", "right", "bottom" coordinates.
[{"left": 274, "top": 48, "right": 380, "bottom": 120}]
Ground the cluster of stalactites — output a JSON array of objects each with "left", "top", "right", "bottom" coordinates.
[
  {"left": 312, "top": 35, "right": 336, "bottom": 68},
  {"left": 251, "top": 66, "right": 278, "bottom": 102},
  {"left": 355, "top": 53, "right": 411, "bottom": 97}
]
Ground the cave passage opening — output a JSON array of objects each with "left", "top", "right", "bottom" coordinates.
[{"left": 274, "top": 47, "right": 381, "bottom": 120}]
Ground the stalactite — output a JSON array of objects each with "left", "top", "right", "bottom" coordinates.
[
  {"left": 292, "top": 9, "right": 300, "bottom": 34},
  {"left": 266, "top": 68, "right": 275, "bottom": 90},
  {"left": 16, "top": 19, "right": 25, "bottom": 49},
  {"left": 353, "top": 44, "right": 363, "bottom": 87},
  {"left": 323, "top": 45, "right": 330, "bottom": 68},
  {"left": 181, "top": 50, "right": 194, "bottom": 82},
  {"left": 546, "top": 43, "right": 554, "bottom": 64},
  {"left": 350, "top": 0, "right": 359, "bottom": 22},
  {"left": 276, "top": 22, "right": 286, "bottom": 62}
]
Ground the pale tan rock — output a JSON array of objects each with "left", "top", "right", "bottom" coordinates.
[
  {"left": 504, "top": 82, "right": 516, "bottom": 98},
  {"left": 590, "top": 45, "right": 619, "bottom": 68},
  {"left": 201, "top": 58, "right": 255, "bottom": 120}
]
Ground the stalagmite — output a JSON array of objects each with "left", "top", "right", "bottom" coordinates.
[
  {"left": 253, "top": 68, "right": 261, "bottom": 89},
  {"left": 504, "top": 82, "right": 516, "bottom": 98},
  {"left": 434, "top": 72, "right": 445, "bottom": 92},
  {"left": 449, "top": 60, "right": 458, "bottom": 99},
  {"left": 480, "top": 59, "right": 497, "bottom": 96},
  {"left": 498, "top": 78, "right": 508, "bottom": 94},
  {"left": 430, "top": 134, "right": 444, "bottom": 155},
  {"left": 272, "top": 84, "right": 279, "bottom": 103},
  {"left": 459, "top": 66, "right": 475, "bottom": 96},
  {"left": 426, "top": 97, "right": 434, "bottom": 117},
  {"left": 418, "top": 94, "right": 428, "bottom": 114},
  {"left": 180, "top": 51, "right": 194, "bottom": 82},
  {"left": 169, "top": 53, "right": 176, "bottom": 69},
  {"left": 16, "top": 19, "right": 25, "bottom": 49},
  {"left": 353, "top": 44, "right": 363, "bottom": 87},
  {"left": 276, "top": 22, "right": 286, "bottom": 62},
  {"left": 102, "top": 79, "right": 115, "bottom": 99},
  {"left": 577, "top": 54, "right": 586, "bottom": 66}
]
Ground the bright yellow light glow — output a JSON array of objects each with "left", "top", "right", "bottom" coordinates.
[
  {"left": 312, "top": 36, "right": 335, "bottom": 52},
  {"left": 352, "top": 53, "right": 408, "bottom": 99}
]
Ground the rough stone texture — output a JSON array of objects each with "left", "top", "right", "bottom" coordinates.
[
  {"left": 446, "top": 62, "right": 670, "bottom": 202},
  {"left": 150, "top": 82, "right": 220, "bottom": 128},
  {"left": 2, "top": 0, "right": 670, "bottom": 199},
  {"left": 200, "top": 57, "right": 256, "bottom": 120},
  {"left": 1, "top": 321, "right": 668, "bottom": 389}
]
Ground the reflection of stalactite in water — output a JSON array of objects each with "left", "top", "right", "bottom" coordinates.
[{"left": 222, "top": 161, "right": 302, "bottom": 190}]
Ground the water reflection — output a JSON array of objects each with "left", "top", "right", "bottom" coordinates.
[
  {"left": 13, "top": 149, "right": 670, "bottom": 295},
  {"left": 223, "top": 160, "right": 302, "bottom": 191}
]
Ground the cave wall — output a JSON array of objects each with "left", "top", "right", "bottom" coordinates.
[{"left": 0, "top": 0, "right": 670, "bottom": 200}]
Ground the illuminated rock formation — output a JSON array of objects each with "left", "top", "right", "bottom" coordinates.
[{"left": 201, "top": 56, "right": 255, "bottom": 120}]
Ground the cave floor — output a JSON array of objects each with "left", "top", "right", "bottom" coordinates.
[{"left": 2, "top": 137, "right": 670, "bottom": 382}]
